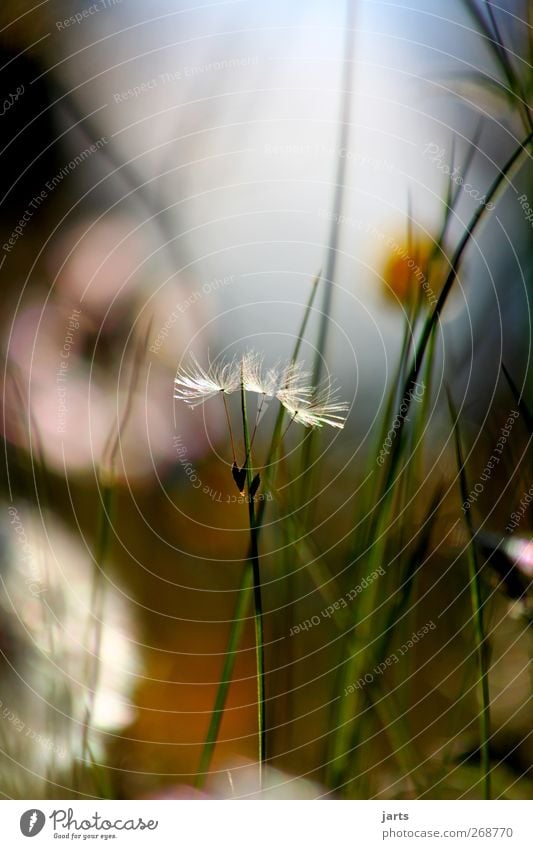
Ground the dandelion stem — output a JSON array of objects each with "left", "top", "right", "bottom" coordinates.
[
  {"left": 279, "top": 413, "right": 296, "bottom": 446},
  {"left": 222, "top": 392, "right": 237, "bottom": 463},
  {"left": 194, "top": 274, "right": 319, "bottom": 786},
  {"left": 249, "top": 394, "right": 267, "bottom": 451},
  {"left": 240, "top": 365, "right": 266, "bottom": 785}
]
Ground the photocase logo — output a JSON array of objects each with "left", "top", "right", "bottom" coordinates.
[{"left": 20, "top": 810, "right": 46, "bottom": 837}]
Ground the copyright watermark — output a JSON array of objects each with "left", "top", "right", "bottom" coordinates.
[
  {"left": 150, "top": 274, "right": 235, "bottom": 354},
  {"left": 55, "top": 0, "right": 122, "bottom": 30},
  {"left": 344, "top": 620, "right": 436, "bottom": 694},
  {"left": 423, "top": 142, "right": 495, "bottom": 210},
  {"left": 7, "top": 506, "right": 46, "bottom": 597},
  {"left": 377, "top": 381, "right": 425, "bottom": 466},
  {"left": 463, "top": 410, "right": 518, "bottom": 512},
  {"left": 290, "top": 566, "right": 385, "bottom": 636},
  {"left": 113, "top": 57, "right": 259, "bottom": 103}
]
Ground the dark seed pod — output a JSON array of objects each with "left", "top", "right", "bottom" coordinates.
[
  {"left": 231, "top": 462, "right": 247, "bottom": 494},
  {"left": 249, "top": 474, "right": 261, "bottom": 498}
]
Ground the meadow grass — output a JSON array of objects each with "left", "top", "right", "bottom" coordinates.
[{"left": 1, "top": 0, "right": 532, "bottom": 802}]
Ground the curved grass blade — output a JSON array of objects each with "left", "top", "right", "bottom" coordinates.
[{"left": 377, "top": 130, "right": 533, "bottom": 511}]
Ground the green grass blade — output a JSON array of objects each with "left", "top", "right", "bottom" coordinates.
[
  {"left": 446, "top": 386, "right": 492, "bottom": 800},
  {"left": 194, "top": 566, "right": 253, "bottom": 789},
  {"left": 377, "top": 130, "right": 533, "bottom": 510}
]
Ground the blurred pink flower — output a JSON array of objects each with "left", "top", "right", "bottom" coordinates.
[
  {"left": 48, "top": 216, "right": 145, "bottom": 312},
  {"left": 4, "top": 212, "right": 222, "bottom": 479}
]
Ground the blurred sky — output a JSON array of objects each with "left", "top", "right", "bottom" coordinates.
[{"left": 47, "top": 0, "right": 530, "bottom": 419}]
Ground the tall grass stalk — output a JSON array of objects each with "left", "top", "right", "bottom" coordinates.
[
  {"left": 239, "top": 369, "right": 266, "bottom": 782},
  {"left": 447, "top": 388, "right": 492, "bottom": 800},
  {"left": 314, "top": 0, "right": 358, "bottom": 378},
  {"left": 323, "top": 120, "right": 521, "bottom": 780},
  {"left": 327, "top": 465, "right": 442, "bottom": 791},
  {"left": 300, "top": 0, "right": 357, "bottom": 501},
  {"left": 462, "top": 0, "right": 532, "bottom": 134},
  {"left": 194, "top": 566, "right": 252, "bottom": 789},
  {"left": 194, "top": 276, "right": 320, "bottom": 787},
  {"left": 376, "top": 129, "right": 533, "bottom": 516}
]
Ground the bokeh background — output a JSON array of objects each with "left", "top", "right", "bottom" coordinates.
[{"left": 0, "top": 0, "right": 531, "bottom": 799}]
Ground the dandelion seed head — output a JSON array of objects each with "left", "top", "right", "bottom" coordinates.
[
  {"left": 174, "top": 353, "right": 239, "bottom": 406},
  {"left": 241, "top": 350, "right": 309, "bottom": 400},
  {"left": 241, "top": 351, "right": 276, "bottom": 396},
  {"left": 174, "top": 350, "right": 348, "bottom": 429},
  {"left": 275, "top": 360, "right": 313, "bottom": 408},
  {"left": 278, "top": 383, "right": 349, "bottom": 429}
]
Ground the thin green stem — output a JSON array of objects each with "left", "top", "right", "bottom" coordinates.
[
  {"left": 300, "top": 3, "right": 357, "bottom": 499},
  {"left": 240, "top": 367, "right": 266, "bottom": 784},
  {"left": 249, "top": 394, "right": 267, "bottom": 451},
  {"left": 301, "top": 0, "right": 357, "bottom": 504},
  {"left": 194, "top": 274, "right": 320, "bottom": 786},
  {"left": 314, "top": 0, "right": 358, "bottom": 382},
  {"left": 467, "top": 551, "right": 492, "bottom": 800},
  {"left": 279, "top": 414, "right": 296, "bottom": 445},
  {"left": 194, "top": 566, "right": 252, "bottom": 789},
  {"left": 222, "top": 393, "right": 237, "bottom": 463},
  {"left": 447, "top": 388, "right": 491, "bottom": 799}
]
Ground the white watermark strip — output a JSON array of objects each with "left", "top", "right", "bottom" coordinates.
[{"left": 0, "top": 800, "right": 530, "bottom": 847}]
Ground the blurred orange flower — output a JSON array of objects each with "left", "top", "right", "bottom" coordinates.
[{"left": 380, "top": 233, "right": 445, "bottom": 308}]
